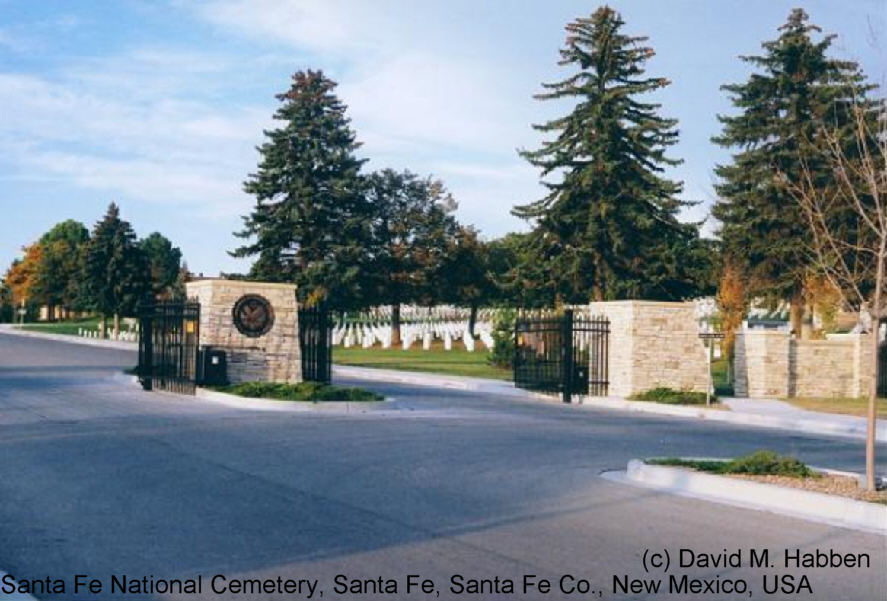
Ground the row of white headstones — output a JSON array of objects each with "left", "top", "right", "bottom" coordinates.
[
  {"left": 73, "top": 315, "right": 494, "bottom": 350},
  {"left": 78, "top": 318, "right": 140, "bottom": 341},
  {"left": 78, "top": 327, "right": 139, "bottom": 342},
  {"left": 333, "top": 320, "right": 495, "bottom": 352}
]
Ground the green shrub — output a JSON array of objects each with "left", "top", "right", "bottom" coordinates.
[
  {"left": 211, "top": 381, "right": 383, "bottom": 402},
  {"left": 724, "top": 450, "right": 816, "bottom": 477},
  {"left": 648, "top": 450, "right": 817, "bottom": 479},
  {"left": 487, "top": 308, "right": 516, "bottom": 369},
  {"left": 629, "top": 387, "right": 715, "bottom": 405}
]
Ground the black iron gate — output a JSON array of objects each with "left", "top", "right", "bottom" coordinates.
[
  {"left": 513, "top": 309, "right": 609, "bottom": 403},
  {"left": 138, "top": 300, "right": 200, "bottom": 394},
  {"left": 878, "top": 342, "right": 887, "bottom": 397},
  {"left": 299, "top": 305, "right": 332, "bottom": 383}
]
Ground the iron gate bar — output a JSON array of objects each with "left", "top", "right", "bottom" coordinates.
[
  {"left": 513, "top": 310, "right": 609, "bottom": 401},
  {"left": 138, "top": 300, "right": 200, "bottom": 395},
  {"left": 299, "top": 305, "right": 332, "bottom": 384},
  {"left": 879, "top": 342, "right": 887, "bottom": 398}
]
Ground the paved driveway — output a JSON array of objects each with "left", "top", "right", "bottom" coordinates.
[{"left": 0, "top": 332, "right": 884, "bottom": 600}]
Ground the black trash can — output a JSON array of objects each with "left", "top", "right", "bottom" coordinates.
[{"left": 198, "top": 347, "right": 228, "bottom": 386}]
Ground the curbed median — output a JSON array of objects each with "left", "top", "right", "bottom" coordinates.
[
  {"left": 195, "top": 386, "right": 391, "bottom": 414},
  {"left": 602, "top": 457, "right": 887, "bottom": 535}
]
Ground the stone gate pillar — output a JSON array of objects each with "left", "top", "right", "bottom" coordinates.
[
  {"left": 185, "top": 279, "right": 302, "bottom": 384},
  {"left": 587, "top": 300, "right": 709, "bottom": 397}
]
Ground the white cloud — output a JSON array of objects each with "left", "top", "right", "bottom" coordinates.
[
  {"left": 194, "top": 0, "right": 396, "bottom": 54},
  {"left": 0, "top": 51, "right": 270, "bottom": 216},
  {"left": 191, "top": 0, "right": 547, "bottom": 237},
  {"left": 340, "top": 53, "right": 533, "bottom": 155}
]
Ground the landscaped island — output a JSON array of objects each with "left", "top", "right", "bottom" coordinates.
[
  {"left": 648, "top": 450, "right": 886, "bottom": 504},
  {"left": 209, "top": 382, "right": 383, "bottom": 403}
]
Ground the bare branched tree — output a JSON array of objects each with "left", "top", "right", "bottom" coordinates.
[{"left": 782, "top": 92, "right": 886, "bottom": 491}]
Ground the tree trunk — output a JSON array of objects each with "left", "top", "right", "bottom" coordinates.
[
  {"left": 113, "top": 313, "right": 120, "bottom": 341},
  {"left": 468, "top": 303, "right": 478, "bottom": 337},
  {"left": 100, "top": 314, "right": 107, "bottom": 339},
  {"left": 391, "top": 304, "right": 401, "bottom": 347},
  {"left": 866, "top": 318, "right": 879, "bottom": 491},
  {"left": 865, "top": 243, "right": 884, "bottom": 492},
  {"left": 789, "top": 294, "right": 804, "bottom": 338}
]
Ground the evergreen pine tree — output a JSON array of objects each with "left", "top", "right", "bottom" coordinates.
[
  {"left": 712, "top": 8, "right": 874, "bottom": 334},
  {"left": 514, "top": 6, "right": 699, "bottom": 303},
  {"left": 83, "top": 203, "right": 150, "bottom": 339},
  {"left": 139, "top": 232, "right": 183, "bottom": 300},
  {"left": 232, "top": 70, "right": 369, "bottom": 309}
]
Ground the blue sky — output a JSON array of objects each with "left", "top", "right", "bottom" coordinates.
[{"left": 0, "top": 1, "right": 884, "bottom": 276}]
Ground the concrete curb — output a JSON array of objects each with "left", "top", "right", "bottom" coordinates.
[
  {"left": 603, "top": 459, "right": 887, "bottom": 535},
  {"left": 194, "top": 387, "right": 391, "bottom": 414},
  {"left": 575, "top": 396, "right": 887, "bottom": 443},
  {"left": 0, "top": 324, "right": 137, "bottom": 350}
]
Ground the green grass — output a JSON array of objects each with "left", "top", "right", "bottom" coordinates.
[
  {"left": 334, "top": 344, "right": 512, "bottom": 381},
  {"left": 210, "top": 381, "right": 383, "bottom": 402},
  {"left": 648, "top": 450, "right": 817, "bottom": 478},
  {"left": 629, "top": 387, "right": 719, "bottom": 406},
  {"left": 18, "top": 316, "right": 102, "bottom": 336}
]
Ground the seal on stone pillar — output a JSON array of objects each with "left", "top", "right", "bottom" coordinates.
[{"left": 232, "top": 294, "right": 275, "bottom": 337}]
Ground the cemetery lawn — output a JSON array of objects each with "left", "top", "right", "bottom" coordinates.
[
  {"left": 334, "top": 345, "right": 512, "bottom": 381},
  {"left": 18, "top": 316, "right": 102, "bottom": 336},
  {"left": 784, "top": 396, "right": 887, "bottom": 418}
]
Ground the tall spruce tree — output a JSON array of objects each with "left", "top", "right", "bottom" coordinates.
[
  {"left": 712, "top": 8, "right": 873, "bottom": 335},
  {"left": 513, "top": 6, "right": 700, "bottom": 304},
  {"left": 232, "top": 70, "right": 369, "bottom": 309},
  {"left": 83, "top": 203, "right": 150, "bottom": 339}
]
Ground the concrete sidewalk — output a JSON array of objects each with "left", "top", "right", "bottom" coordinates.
[
  {"left": 335, "top": 364, "right": 885, "bottom": 442},
  {"left": 724, "top": 397, "right": 886, "bottom": 440},
  {"left": 575, "top": 395, "right": 886, "bottom": 442}
]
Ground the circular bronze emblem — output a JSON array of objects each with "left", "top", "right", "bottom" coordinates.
[{"left": 232, "top": 294, "right": 275, "bottom": 337}]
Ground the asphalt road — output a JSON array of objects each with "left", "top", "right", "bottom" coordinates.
[{"left": 0, "top": 332, "right": 884, "bottom": 601}]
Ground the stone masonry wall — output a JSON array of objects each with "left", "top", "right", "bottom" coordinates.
[
  {"left": 186, "top": 280, "right": 301, "bottom": 384},
  {"left": 735, "top": 329, "right": 873, "bottom": 398},
  {"left": 588, "top": 301, "right": 709, "bottom": 397},
  {"left": 590, "top": 302, "right": 633, "bottom": 398},
  {"left": 734, "top": 330, "right": 789, "bottom": 397}
]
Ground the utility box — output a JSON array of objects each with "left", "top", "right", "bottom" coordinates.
[{"left": 198, "top": 347, "right": 228, "bottom": 386}]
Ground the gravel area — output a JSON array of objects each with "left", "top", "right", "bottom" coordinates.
[{"left": 729, "top": 473, "right": 887, "bottom": 504}]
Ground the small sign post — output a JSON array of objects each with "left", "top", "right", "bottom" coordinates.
[{"left": 698, "top": 331, "right": 725, "bottom": 405}]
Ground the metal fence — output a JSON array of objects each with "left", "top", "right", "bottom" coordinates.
[
  {"left": 878, "top": 343, "right": 887, "bottom": 397},
  {"left": 299, "top": 305, "right": 332, "bottom": 384},
  {"left": 513, "top": 309, "right": 609, "bottom": 403},
  {"left": 138, "top": 300, "right": 200, "bottom": 394}
]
